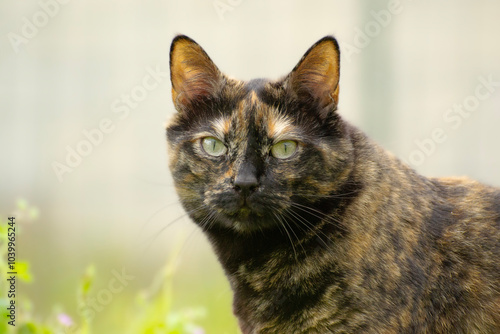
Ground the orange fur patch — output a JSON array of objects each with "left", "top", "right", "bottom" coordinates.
[
  {"left": 211, "top": 117, "right": 231, "bottom": 138},
  {"left": 267, "top": 114, "right": 294, "bottom": 141}
]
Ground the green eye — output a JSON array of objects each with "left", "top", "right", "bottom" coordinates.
[
  {"left": 271, "top": 140, "right": 298, "bottom": 159},
  {"left": 201, "top": 137, "right": 227, "bottom": 157}
]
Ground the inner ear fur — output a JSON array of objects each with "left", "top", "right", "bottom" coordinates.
[
  {"left": 169, "top": 35, "right": 222, "bottom": 109},
  {"left": 288, "top": 36, "right": 341, "bottom": 110}
]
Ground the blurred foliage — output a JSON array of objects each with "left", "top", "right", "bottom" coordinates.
[{"left": 0, "top": 201, "right": 231, "bottom": 334}]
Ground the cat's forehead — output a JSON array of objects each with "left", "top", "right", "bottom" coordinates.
[
  {"left": 212, "top": 79, "right": 296, "bottom": 141},
  {"left": 246, "top": 78, "right": 268, "bottom": 92}
]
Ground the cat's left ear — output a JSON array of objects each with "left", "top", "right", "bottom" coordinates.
[
  {"left": 169, "top": 35, "right": 222, "bottom": 110},
  {"left": 286, "top": 36, "right": 340, "bottom": 113}
]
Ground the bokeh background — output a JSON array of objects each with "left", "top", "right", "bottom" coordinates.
[{"left": 1, "top": 0, "right": 500, "bottom": 333}]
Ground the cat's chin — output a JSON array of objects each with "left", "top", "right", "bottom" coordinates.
[{"left": 216, "top": 210, "right": 278, "bottom": 233}]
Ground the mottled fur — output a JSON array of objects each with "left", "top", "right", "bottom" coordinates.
[{"left": 166, "top": 35, "right": 500, "bottom": 333}]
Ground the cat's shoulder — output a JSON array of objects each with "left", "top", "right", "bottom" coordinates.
[
  {"left": 432, "top": 176, "right": 500, "bottom": 205},
  {"left": 430, "top": 175, "right": 500, "bottom": 246}
]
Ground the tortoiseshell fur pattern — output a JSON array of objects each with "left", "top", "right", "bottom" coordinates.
[{"left": 167, "top": 35, "right": 500, "bottom": 333}]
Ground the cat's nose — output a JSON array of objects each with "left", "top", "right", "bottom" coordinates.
[
  {"left": 233, "top": 162, "right": 259, "bottom": 195},
  {"left": 234, "top": 176, "right": 258, "bottom": 194}
]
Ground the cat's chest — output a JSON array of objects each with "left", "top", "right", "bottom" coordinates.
[
  {"left": 230, "top": 244, "right": 339, "bottom": 293},
  {"left": 227, "top": 248, "right": 360, "bottom": 333}
]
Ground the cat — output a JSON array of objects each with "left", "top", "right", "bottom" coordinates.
[{"left": 166, "top": 35, "right": 500, "bottom": 333}]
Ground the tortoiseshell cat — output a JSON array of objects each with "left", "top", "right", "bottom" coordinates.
[{"left": 166, "top": 35, "right": 500, "bottom": 333}]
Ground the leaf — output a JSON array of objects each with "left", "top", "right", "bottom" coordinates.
[
  {"left": 79, "top": 265, "right": 96, "bottom": 297},
  {"left": 18, "top": 322, "right": 38, "bottom": 334},
  {"left": 16, "top": 261, "right": 33, "bottom": 283}
]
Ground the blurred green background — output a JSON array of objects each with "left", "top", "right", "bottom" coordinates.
[{"left": 1, "top": 1, "right": 499, "bottom": 333}]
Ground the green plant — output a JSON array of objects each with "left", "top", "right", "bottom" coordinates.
[{"left": 0, "top": 200, "right": 207, "bottom": 334}]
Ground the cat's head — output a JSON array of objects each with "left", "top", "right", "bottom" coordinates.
[{"left": 167, "top": 35, "right": 355, "bottom": 234}]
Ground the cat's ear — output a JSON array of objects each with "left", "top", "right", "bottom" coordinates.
[
  {"left": 170, "top": 35, "right": 222, "bottom": 110},
  {"left": 287, "top": 36, "right": 340, "bottom": 112}
]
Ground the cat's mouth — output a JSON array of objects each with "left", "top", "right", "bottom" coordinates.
[
  {"left": 225, "top": 204, "right": 261, "bottom": 223},
  {"left": 236, "top": 206, "right": 251, "bottom": 219},
  {"left": 217, "top": 200, "right": 279, "bottom": 232},
  {"left": 203, "top": 190, "right": 289, "bottom": 232}
]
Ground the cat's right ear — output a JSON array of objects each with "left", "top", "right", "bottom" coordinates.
[
  {"left": 286, "top": 36, "right": 341, "bottom": 115},
  {"left": 169, "top": 35, "right": 222, "bottom": 110}
]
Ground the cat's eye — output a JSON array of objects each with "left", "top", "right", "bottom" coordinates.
[
  {"left": 271, "top": 140, "right": 298, "bottom": 159},
  {"left": 201, "top": 137, "right": 227, "bottom": 157}
]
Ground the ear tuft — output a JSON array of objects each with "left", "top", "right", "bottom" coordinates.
[
  {"left": 169, "top": 35, "right": 221, "bottom": 110},
  {"left": 288, "top": 36, "right": 341, "bottom": 110}
]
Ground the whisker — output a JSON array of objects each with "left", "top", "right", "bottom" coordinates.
[
  {"left": 199, "top": 209, "right": 217, "bottom": 230},
  {"left": 290, "top": 202, "right": 347, "bottom": 232},
  {"left": 273, "top": 212, "right": 298, "bottom": 261},
  {"left": 281, "top": 209, "right": 311, "bottom": 257},
  {"left": 206, "top": 212, "right": 219, "bottom": 231},
  {"left": 138, "top": 204, "right": 207, "bottom": 251},
  {"left": 287, "top": 204, "right": 339, "bottom": 250},
  {"left": 138, "top": 199, "right": 184, "bottom": 236},
  {"left": 177, "top": 208, "right": 218, "bottom": 256},
  {"left": 292, "top": 191, "right": 359, "bottom": 199}
]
